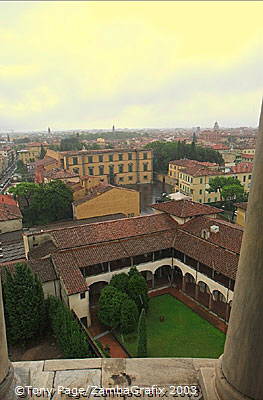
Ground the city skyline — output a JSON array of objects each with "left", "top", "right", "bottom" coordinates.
[{"left": 0, "top": 1, "right": 262, "bottom": 130}]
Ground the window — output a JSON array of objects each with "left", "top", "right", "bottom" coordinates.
[
  {"left": 248, "top": 174, "right": 252, "bottom": 180},
  {"left": 73, "top": 167, "right": 79, "bottom": 174},
  {"left": 80, "top": 292, "right": 86, "bottom": 299},
  {"left": 118, "top": 164, "right": 124, "bottom": 173},
  {"left": 243, "top": 175, "right": 246, "bottom": 182},
  {"left": 143, "top": 163, "right": 148, "bottom": 172},
  {"left": 143, "top": 152, "right": 147, "bottom": 160},
  {"left": 208, "top": 198, "right": 211, "bottom": 202},
  {"left": 99, "top": 165, "right": 104, "bottom": 175},
  {"left": 128, "top": 152, "right": 132, "bottom": 160},
  {"left": 128, "top": 176, "right": 133, "bottom": 181},
  {"left": 143, "top": 175, "right": 148, "bottom": 180},
  {"left": 99, "top": 155, "right": 103, "bottom": 162},
  {"left": 109, "top": 154, "right": 113, "bottom": 162},
  {"left": 72, "top": 157, "right": 78, "bottom": 165},
  {"left": 118, "top": 153, "right": 123, "bottom": 161},
  {"left": 199, "top": 189, "right": 202, "bottom": 195},
  {"left": 119, "top": 177, "right": 124, "bottom": 182},
  {"left": 200, "top": 178, "right": 203, "bottom": 184},
  {"left": 128, "top": 163, "right": 133, "bottom": 172},
  {"left": 88, "top": 167, "right": 94, "bottom": 175},
  {"left": 88, "top": 156, "right": 93, "bottom": 163},
  {"left": 199, "top": 199, "right": 202, "bottom": 203}
]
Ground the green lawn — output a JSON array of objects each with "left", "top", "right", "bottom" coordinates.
[{"left": 117, "top": 294, "right": 225, "bottom": 358}]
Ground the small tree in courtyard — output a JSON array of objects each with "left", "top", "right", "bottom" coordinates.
[
  {"left": 120, "top": 298, "right": 139, "bottom": 334},
  {"left": 98, "top": 286, "right": 129, "bottom": 329},
  {"left": 3, "top": 263, "right": 46, "bottom": 345},
  {"left": 137, "top": 308, "right": 147, "bottom": 357},
  {"left": 110, "top": 273, "right": 129, "bottom": 294},
  {"left": 127, "top": 271, "right": 149, "bottom": 312}
]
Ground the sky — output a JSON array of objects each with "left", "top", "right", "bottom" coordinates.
[{"left": 0, "top": 1, "right": 262, "bottom": 131}]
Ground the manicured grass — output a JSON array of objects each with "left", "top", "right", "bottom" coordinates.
[{"left": 117, "top": 294, "right": 225, "bottom": 358}]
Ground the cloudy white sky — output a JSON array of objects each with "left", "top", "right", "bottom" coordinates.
[{"left": 0, "top": 1, "right": 262, "bottom": 131}]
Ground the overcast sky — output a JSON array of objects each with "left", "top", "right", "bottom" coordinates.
[{"left": 0, "top": 1, "right": 262, "bottom": 131}]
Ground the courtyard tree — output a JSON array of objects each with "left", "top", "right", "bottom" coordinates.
[
  {"left": 207, "top": 176, "right": 240, "bottom": 201},
  {"left": 110, "top": 273, "right": 129, "bottom": 294},
  {"left": 3, "top": 263, "right": 46, "bottom": 344},
  {"left": 120, "top": 298, "right": 139, "bottom": 334},
  {"left": 127, "top": 271, "right": 149, "bottom": 312},
  {"left": 98, "top": 286, "right": 130, "bottom": 329},
  {"left": 221, "top": 184, "right": 246, "bottom": 202},
  {"left": 9, "top": 182, "right": 39, "bottom": 207},
  {"left": 137, "top": 308, "right": 147, "bottom": 358}
]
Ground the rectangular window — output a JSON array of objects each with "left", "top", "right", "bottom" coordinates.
[
  {"left": 99, "top": 165, "right": 104, "bottom": 175},
  {"left": 119, "top": 177, "right": 124, "bottom": 182},
  {"left": 118, "top": 153, "right": 123, "bottom": 161},
  {"left": 128, "top": 176, "right": 133, "bottom": 181},
  {"left": 88, "top": 156, "right": 93, "bottom": 163},
  {"left": 119, "top": 164, "right": 124, "bottom": 173},
  {"left": 199, "top": 199, "right": 202, "bottom": 203},
  {"left": 143, "top": 163, "right": 148, "bottom": 172},
  {"left": 143, "top": 175, "right": 148, "bottom": 180},
  {"left": 200, "top": 178, "right": 203, "bottom": 184},
  {"left": 199, "top": 189, "right": 202, "bottom": 195},
  {"left": 109, "top": 154, "right": 113, "bottom": 162},
  {"left": 208, "top": 198, "right": 211, "bottom": 202},
  {"left": 143, "top": 152, "right": 147, "bottom": 160},
  {"left": 243, "top": 175, "right": 246, "bottom": 182},
  {"left": 128, "top": 153, "right": 132, "bottom": 160},
  {"left": 80, "top": 292, "right": 86, "bottom": 299},
  {"left": 99, "top": 155, "right": 103, "bottom": 162},
  {"left": 128, "top": 163, "right": 133, "bottom": 172},
  {"left": 248, "top": 174, "right": 252, "bottom": 179},
  {"left": 72, "top": 157, "right": 78, "bottom": 165},
  {"left": 88, "top": 167, "right": 94, "bottom": 175}
]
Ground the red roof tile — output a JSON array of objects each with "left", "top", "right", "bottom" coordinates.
[
  {"left": 181, "top": 216, "right": 243, "bottom": 254},
  {"left": 0, "top": 204, "right": 22, "bottom": 221},
  {"left": 151, "top": 200, "right": 223, "bottom": 218},
  {"left": 230, "top": 162, "right": 253, "bottom": 174}
]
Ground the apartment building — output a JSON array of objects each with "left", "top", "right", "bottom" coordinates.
[
  {"left": 169, "top": 159, "right": 253, "bottom": 203},
  {"left": 45, "top": 148, "right": 153, "bottom": 185},
  {"left": 17, "top": 142, "right": 48, "bottom": 164}
]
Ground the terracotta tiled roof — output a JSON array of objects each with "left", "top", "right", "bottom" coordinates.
[
  {"left": 181, "top": 216, "right": 243, "bottom": 254},
  {"left": 235, "top": 202, "right": 247, "bottom": 211},
  {"left": 241, "top": 154, "right": 254, "bottom": 159},
  {"left": 0, "top": 204, "right": 22, "bottom": 221},
  {"left": 28, "top": 258, "right": 57, "bottom": 282},
  {"left": 46, "top": 213, "right": 177, "bottom": 249},
  {"left": 31, "top": 156, "right": 58, "bottom": 168},
  {"left": 28, "top": 240, "right": 57, "bottom": 260},
  {"left": 0, "top": 195, "right": 17, "bottom": 206},
  {"left": 180, "top": 165, "right": 220, "bottom": 177},
  {"left": 151, "top": 200, "right": 223, "bottom": 218},
  {"left": 174, "top": 230, "right": 239, "bottom": 280},
  {"left": 51, "top": 253, "right": 87, "bottom": 295},
  {"left": 230, "top": 162, "right": 253, "bottom": 174},
  {"left": 0, "top": 258, "right": 57, "bottom": 284},
  {"left": 44, "top": 168, "right": 79, "bottom": 179},
  {"left": 169, "top": 159, "right": 218, "bottom": 168}
]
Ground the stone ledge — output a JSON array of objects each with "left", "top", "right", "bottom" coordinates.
[{"left": 44, "top": 358, "right": 102, "bottom": 371}]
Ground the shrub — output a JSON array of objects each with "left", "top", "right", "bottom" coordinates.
[
  {"left": 47, "top": 296, "right": 91, "bottom": 358},
  {"left": 120, "top": 298, "right": 139, "bottom": 333},
  {"left": 137, "top": 308, "right": 147, "bottom": 357}
]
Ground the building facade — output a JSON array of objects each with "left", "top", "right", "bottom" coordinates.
[{"left": 45, "top": 148, "right": 153, "bottom": 185}]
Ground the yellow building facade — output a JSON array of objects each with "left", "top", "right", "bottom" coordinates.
[
  {"left": 46, "top": 148, "right": 153, "bottom": 185},
  {"left": 17, "top": 143, "right": 48, "bottom": 164},
  {"left": 235, "top": 203, "right": 247, "bottom": 227},
  {"left": 72, "top": 185, "right": 140, "bottom": 220},
  {"left": 169, "top": 160, "right": 253, "bottom": 204}
]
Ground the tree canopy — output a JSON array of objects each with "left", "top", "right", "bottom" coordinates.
[
  {"left": 145, "top": 141, "right": 224, "bottom": 173},
  {"left": 3, "top": 263, "right": 46, "bottom": 345},
  {"left": 9, "top": 180, "right": 73, "bottom": 226},
  {"left": 208, "top": 176, "right": 247, "bottom": 202}
]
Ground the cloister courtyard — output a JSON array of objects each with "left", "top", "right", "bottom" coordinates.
[{"left": 117, "top": 294, "right": 226, "bottom": 358}]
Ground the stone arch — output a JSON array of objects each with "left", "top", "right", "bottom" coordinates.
[
  {"left": 140, "top": 270, "right": 154, "bottom": 289},
  {"left": 89, "top": 281, "right": 108, "bottom": 307},
  {"left": 173, "top": 266, "right": 183, "bottom": 289},
  {"left": 153, "top": 265, "right": 172, "bottom": 289},
  {"left": 184, "top": 272, "right": 196, "bottom": 299},
  {"left": 197, "top": 280, "right": 211, "bottom": 308},
  {"left": 211, "top": 289, "right": 227, "bottom": 320}
]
